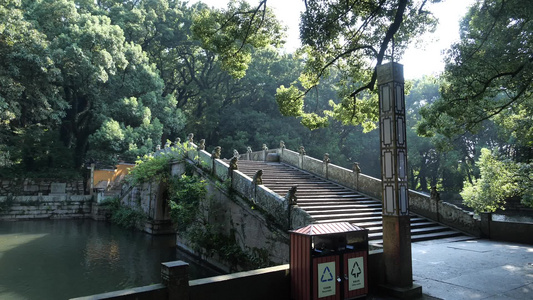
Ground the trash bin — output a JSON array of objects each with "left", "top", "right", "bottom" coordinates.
[{"left": 290, "top": 222, "right": 368, "bottom": 300}]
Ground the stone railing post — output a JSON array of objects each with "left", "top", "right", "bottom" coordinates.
[
  {"left": 161, "top": 261, "right": 190, "bottom": 300},
  {"left": 211, "top": 146, "right": 221, "bottom": 175},
  {"left": 196, "top": 139, "right": 205, "bottom": 165},
  {"left": 246, "top": 146, "right": 252, "bottom": 160},
  {"left": 285, "top": 185, "right": 298, "bottom": 230},
  {"left": 430, "top": 186, "right": 441, "bottom": 221},
  {"left": 480, "top": 212, "right": 492, "bottom": 238},
  {"left": 89, "top": 163, "right": 95, "bottom": 196},
  {"left": 228, "top": 156, "right": 238, "bottom": 179},
  {"left": 323, "top": 153, "right": 330, "bottom": 179},
  {"left": 262, "top": 144, "right": 268, "bottom": 161},
  {"left": 353, "top": 162, "right": 361, "bottom": 190},
  {"left": 252, "top": 169, "right": 264, "bottom": 203},
  {"left": 298, "top": 146, "right": 306, "bottom": 169}
]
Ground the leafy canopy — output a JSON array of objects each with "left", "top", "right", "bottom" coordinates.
[
  {"left": 461, "top": 148, "right": 532, "bottom": 213},
  {"left": 275, "top": 0, "right": 439, "bottom": 129},
  {"left": 417, "top": 0, "right": 532, "bottom": 143},
  {"left": 192, "top": 0, "right": 284, "bottom": 79}
]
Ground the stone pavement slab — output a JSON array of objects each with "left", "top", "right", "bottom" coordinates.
[{"left": 410, "top": 238, "right": 533, "bottom": 300}]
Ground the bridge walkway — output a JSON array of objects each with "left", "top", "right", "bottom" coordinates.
[{"left": 233, "top": 160, "right": 471, "bottom": 246}]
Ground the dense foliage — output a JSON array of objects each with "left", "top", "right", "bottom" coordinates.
[
  {"left": 275, "top": 0, "right": 439, "bottom": 130},
  {"left": 461, "top": 148, "right": 533, "bottom": 213},
  {"left": 168, "top": 173, "right": 207, "bottom": 231},
  {"left": 102, "top": 197, "right": 147, "bottom": 229},
  {"left": 1, "top": 0, "right": 530, "bottom": 212},
  {"left": 416, "top": 0, "right": 532, "bottom": 211},
  {"left": 126, "top": 143, "right": 191, "bottom": 186},
  {"left": 0, "top": 0, "right": 281, "bottom": 173}
]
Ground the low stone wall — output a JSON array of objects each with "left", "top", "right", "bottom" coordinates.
[
  {"left": 279, "top": 148, "right": 299, "bottom": 166},
  {"left": 231, "top": 170, "right": 288, "bottom": 228},
  {"left": 0, "top": 195, "right": 93, "bottom": 220},
  {"left": 189, "top": 264, "right": 290, "bottom": 300},
  {"left": 70, "top": 284, "right": 167, "bottom": 300},
  {"left": 188, "top": 144, "right": 314, "bottom": 231},
  {"left": 487, "top": 220, "right": 533, "bottom": 245},
  {"left": 437, "top": 201, "right": 479, "bottom": 236},
  {"left": 302, "top": 155, "right": 323, "bottom": 176},
  {"left": 1, "top": 179, "right": 85, "bottom": 195},
  {"left": 72, "top": 250, "right": 386, "bottom": 300},
  {"left": 172, "top": 164, "right": 291, "bottom": 270},
  {"left": 277, "top": 147, "right": 483, "bottom": 237}
]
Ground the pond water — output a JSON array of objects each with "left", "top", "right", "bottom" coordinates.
[{"left": 0, "top": 220, "right": 218, "bottom": 300}]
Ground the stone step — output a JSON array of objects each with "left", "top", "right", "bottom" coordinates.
[
  {"left": 309, "top": 211, "right": 383, "bottom": 219},
  {"left": 368, "top": 225, "right": 452, "bottom": 239},
  {"left": 295, "top": 199, "right": 379, "bottom": 204},
  {"left": 304, "top": 207, "right": 382, "bottom": 213},
  {"left": 315, "top": 216, "right": 383, "bottom": 223},
  {"left": 300, "top": 204, "right": 382, "bottom": 210},
  {"left": 260, "top": 183, "right": 346, "bottom": 189},
  {"left": 363, "top": 221, "right": 438, "bottom": 234},
  {"left": 295, "top": 194, "right": 371, "bottom": 200},
  {"left": 296, "top": 202, "right": 381, "bottom": 209},
  {"left": 353, "top": 217, "right": 427, "bottom": 228},
  {"left": 371, "top": 230, "right": 465, "bottom": 245},
  {"left": 233, "top": 160, "right": 468, "bottom": 245}
]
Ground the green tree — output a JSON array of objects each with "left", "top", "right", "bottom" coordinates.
[
  {"left": 418, "top": 0, "right": 532, "bottom": 148},
  {"left": 9, "top": 0, "right": 187, "bottom": 168},
  {"left": 416, "top": 0, "right": 532, "bottom": 209},
  {"left": 405, "top": 76, "right": 441, "bottom": 191},
  {"left": 191, "top": 0, "right": 284, "bottom": 79},
  {"left": 461, "top": 148, "right": 532, "bottom": 212},
  {"left": 275, "top": 0, "right": 439, "bottom": 129},
  {"left": 0, "top": 0, "right": 65, "bottom": 147}
]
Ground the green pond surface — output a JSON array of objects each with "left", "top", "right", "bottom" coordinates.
[{"left": 0, "top": 219, "right": 218, "bottom": 300}]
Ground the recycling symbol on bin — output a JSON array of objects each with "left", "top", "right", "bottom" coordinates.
[
  {"left": 320, "top": 266, "right": 334, "bottom": 282},
  {"left": 351, "top": 261, "right": 362, "bottom": 278}
]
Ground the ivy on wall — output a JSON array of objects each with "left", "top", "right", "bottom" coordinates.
[
  {"left": 168, "top": 174, "right": 207, "bottom": 232},
  {"left": 126, "top": 144, "right": 192, "bottom": 186},
  {"left": 101, "top": 197, "right": 147, "bottom": 229},
  {"left": 115, "top": 144, "right": 275, "bottom": 270}
]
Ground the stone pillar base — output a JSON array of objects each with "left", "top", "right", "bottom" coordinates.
[
  {"left": 161, "top": 261, "right": 190, "bottom": 300},
  {"left": 144, "top": 219, "right": 175, "bottom": 235},
  {"left": 382, "top": 215, "right": 413, "bottom": 287},
  {"left": 379, "top": 283, "right": 422, "bottom": 299}
]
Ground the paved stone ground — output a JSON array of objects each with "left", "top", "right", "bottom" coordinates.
[
  {"left": 367, "top": 237, "right": 533, "bottom": 299},
  {"left": 410, "top": 237, "right": 533, "bottom": 299}
]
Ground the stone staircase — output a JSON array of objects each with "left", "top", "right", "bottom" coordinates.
[{"left": 233, "top": 160, "right": 470, "bottom": 245}]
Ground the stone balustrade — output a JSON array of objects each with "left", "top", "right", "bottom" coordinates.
[
  {"left": 163, "top": 138, "right": 531, "bottom": 243},
  {"left": 220, "top": 143, "right": 481, "bottom": 236},
  {"left": 178, "top": 142, "right": 313, "bottom": 230}
]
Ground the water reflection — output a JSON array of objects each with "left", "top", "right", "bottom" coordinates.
[{"left": 0, "top": 220, "right": 218, "bottom": 300}]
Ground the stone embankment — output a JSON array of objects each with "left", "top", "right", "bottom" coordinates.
[{"left": 0, "top": 194, "right": 95, "bottom": 220}]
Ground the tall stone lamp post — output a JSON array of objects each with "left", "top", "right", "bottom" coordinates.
[{"left": 377, "top": 62, "right": 422, "bottom": 297}]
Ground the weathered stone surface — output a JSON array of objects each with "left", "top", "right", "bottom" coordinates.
[
  {"left": 214, "top": 159, "right": 229, "bottom": 181},
  {"left": 280, "top": 149, "right": 299, "bottom": 166},
  {"left": 438, "top": 202, "right": 479, "bottom": 236},
  {"left": 302, "top": 156, "right": 323, "bottom": 177},
  {"left": 50, "top": 182, "right": 67, "bottom": 194},
  {"left": 0, "top": 195, "right": 93, "bottom": 220}
]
